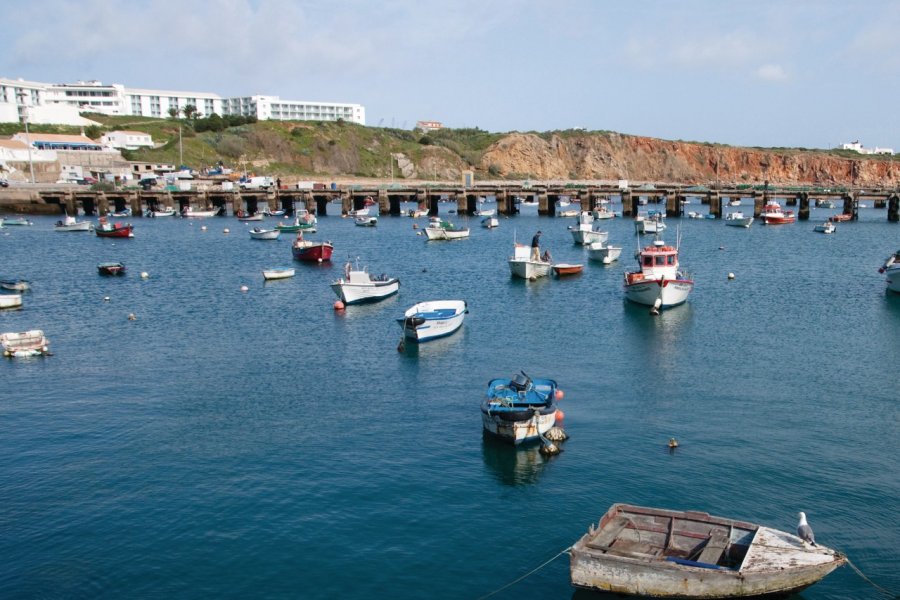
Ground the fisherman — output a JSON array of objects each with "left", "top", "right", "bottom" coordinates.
[{"left": 531, "top": 230, "right": 543, "bottom": 261}]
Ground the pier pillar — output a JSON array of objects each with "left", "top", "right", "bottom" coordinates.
[
  {"left": 887, "top": 193, "right": 899, "bottom": 222},
  {"left": 537, "top": 193, "right": 550, "bottom": 216},
  {"left": 666, "top": 194, "right": 680, "bottom": 218},
  {"left": 798, "top": 193, "right": 810, "bottom": 220},
  {"left": 65, "top": 192, "right": 77, "bottom": 216},
  {"left": 455, "top": 192, "right": 467, "bottom": 215},
  {"left": 709, "top": 192, "right": 722, "bottom": 219},
  {"left": 580, "top": 190, "right": 592, "bottom": 213},
  {"left": 95, "top": 193, "right": 108, "bottom": 216},
  {"left": 314, "top": 195, "right": 328, "bottom": 216},
  {"left": 874, "top": 197, "right": 886, "bottom": 209},
  {"left": 752, "top": 193, "right": 763, "bottom": 218},
  {"left": 842, "top": 193, "right": 857, "bottom": 220},
  {"left": 622, "top": 190, "right": 635, "bottom": 217},
  {"left": 497, "top": 189, "right": 512, "bottom": 215}
]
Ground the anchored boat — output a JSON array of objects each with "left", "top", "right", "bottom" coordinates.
[
  {"left": 481, "top": 372, "right": 560, "bottom": 445},
  {"left": 508, "top": 242, "right": 551, "bottom": 280},
  {"left": 331, "top": 261, "right": 399, "bottom": 305},
  {"left": 624, "top": 238, "right": 693, "bottom": 312},
  {"left": 570, "top": 503, "right": 846, "bottom": 598},
  {"left": 879, "top": 249, "right": 900, "bottom": 293},
  {"left": 397, "top": 300, "right": 467, "bottom": 343},
  {"left": 95, "top": 217, "right": 134, "bottom": 238},
  {"left": 1, "top": 330, "right": 51, "bottom": 357}
]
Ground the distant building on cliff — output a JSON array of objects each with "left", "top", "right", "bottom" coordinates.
[
  {"left": 841, "top": 140, "right": 894, "bottom": 155},
  {"left": 0, "top": 77, "right": 365, "bottom": 126},
  {"left": 416, "top": 121, "right": 443, "bottom": 132}
]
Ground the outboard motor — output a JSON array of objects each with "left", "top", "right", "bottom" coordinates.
[{"left": 510, "top": 372, "right": 532, "bottom": 392}]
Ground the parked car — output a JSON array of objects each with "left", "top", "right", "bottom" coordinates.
[{"left": 239, "top": 176, "right": 275, "bottom": 190}]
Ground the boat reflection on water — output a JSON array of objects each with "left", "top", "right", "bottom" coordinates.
[
  {"left": 397, "top": 325, "right": 465, "bottom": 357},
  {"left": 481, "top": 432, "right": 552, "bottom": 486},
  {"left": 332, "top": 293, "right": 400, "bottom": 319}
]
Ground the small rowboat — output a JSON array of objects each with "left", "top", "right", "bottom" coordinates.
[
  {"left": 1, "top": 329, "right": 51, "bottom": 357},
  {"left": 249, "top": 227, "right": 281, "bottom": 240},
  {"left": 0, "top": 279, "right": 30, "bottom": 291},
  {"left": 552, "top": 263, "right": 584, "bottom": 276},
  {"left": 0, "top": 294, "right": 23, "bottom": 310},
  {"left": 829, "top": 213, "right": 852, "bottom": 222},
  {"left": 98, "top": 262, "right": 126, "bottom": 275},
  {"left": 262, "top": 267, "right": 296, "bottom": 280}
]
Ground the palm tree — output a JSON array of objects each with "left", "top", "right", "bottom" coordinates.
[
  {"left": 183, "top": 104, "right": 198, "bottom": 121},
  {"left": 168, "top": 106, "right": 181, "bottom": 120}
]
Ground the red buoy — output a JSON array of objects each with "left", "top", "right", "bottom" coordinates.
[
  {"left": 555, "top": 389, "right": 565, "bottom": 400},
  {"left": 555, "top": 409, "right": 565, "bottom": 422},
  {"left": 333, "top": 300, "right": 345, "bottom": 310}
]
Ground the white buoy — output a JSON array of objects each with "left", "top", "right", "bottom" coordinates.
[
  {"left": 128, "top": 313, "right": 136, "bottom": 321},
  {"left": 317, "top": 258, "right": 323, "bottom": 263},
  {"left": 201, "top": 225, "right": 207, "bottom": 231},
  {"left": 728, "top": 272, "right": 735, "bottom": 280},
  {"left": 140, "top": 272, "right": 149, "bottom": 279},
  {"left": 103, "top": 296, "right": 110, "bottom": 302},
  {"left": 240, "top": 285, "right": 249, "bottom": 292},
  {"left": 223, "top": 228, "right": 230, "bottom": 234}
]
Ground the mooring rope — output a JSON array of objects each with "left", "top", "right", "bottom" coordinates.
[
  {"left": 845, "top": 556, "right": 898, "bottom": 598},
  {"left": 476, "top": 546, "right": 571, "bottom": 600}
]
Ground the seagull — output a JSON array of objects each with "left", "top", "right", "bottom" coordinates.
[{"left": 797, "top": 512, "right": 817, "bottom": 546}]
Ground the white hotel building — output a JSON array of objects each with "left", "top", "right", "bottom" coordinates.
[{"left": 0, "top": 78, "right": 365, "bottom": 126}]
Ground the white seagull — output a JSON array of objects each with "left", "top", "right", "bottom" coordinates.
[{"left": 797, "top": 511, "right": 817, "bottom": 546}]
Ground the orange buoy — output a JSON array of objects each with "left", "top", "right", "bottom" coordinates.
[
  {"left": 333, "top": 300, "right": 345, "bottom": 310},
  {"left": 555, "top": 389, "right": 565, "bottom": 400},
  {"left": 555, "top": 409, "right": 565, "bottom": 422}
]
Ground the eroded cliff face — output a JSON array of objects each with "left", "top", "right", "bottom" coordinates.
[{"left": 477, "top": 132, "right": 900, "bottom": 186}]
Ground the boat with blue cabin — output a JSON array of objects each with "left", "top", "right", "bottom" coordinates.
[{"left": 481, "top": 372, "right": 560, "bottom": 445}]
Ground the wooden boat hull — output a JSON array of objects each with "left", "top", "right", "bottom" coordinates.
[
  {"left": 829, "top": 213, "right": 852, "bottom": 222},
  {"left": 424, "top": 226, "right": 470, "bottom": 240},
  {"left": 552, "top": 264, "right": 583, "bottom": 276},
  {"left": 397, "top": 300, "right": 467, "bottom": 343},
  {"left": 1, "top": 329, "right": 50, "bottom": 357},
  {"left": 292, "top": 242, "right": 334, "bottom": 262},
  {"left": 570, "top": 504, "right": 846, "bottom": 599}
]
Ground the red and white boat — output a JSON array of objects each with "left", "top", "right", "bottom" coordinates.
[
  {"left": 760, "top": 200, "right": 795, "bottom": 224},
  {"left": 95, "top": 217, "right": 134, "bottom": 238},
  {"left": 624, "top": 239, "right": 693, "bottom": 313},
  {"left": 829, "top": 213, "right": 852, "bottom": 222},
  {"left": 291, "top": 235, "right": 333, "bottom": 262}
]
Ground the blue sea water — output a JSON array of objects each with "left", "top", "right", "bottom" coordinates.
[{"left": 0, "top": 203, "right": 897, "bottom": 599}]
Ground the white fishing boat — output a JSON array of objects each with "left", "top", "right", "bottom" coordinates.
[
  {"left": 818, "top": 199, "right": 835, "bottom": 209},
  {"left": 879, "top": 249, "right": 900, "bottom": 293},
  {"left": 146, "top": 207, "right": 176, "bottom": 217},
  {"left": 182, "top": 206, "right": 220, "bottom": 218},
  {"left": 481, "top": 216, "right": 500, "bottom": 229},
  {"left": 569, "top": 211, "right": 609, "bottom": 245},
  {"left": 408, "top": 208, "right": 428, "bottom": 218},
  {"left": 0, "top": 279, "right": 30, "bottom": 291},
  {"left": 262, "top": 267, "right": 295, "bottom": 281},
  {"left": 725, "top": 212, "right": 754, "bottom": 228},
  {"left": 397, "top": 300, "right": 467, "bottom": 343},
  {"left": 248, "top": 227, "right": 281, "bottom": 240},
  {"left": 760, "top": 200, "right": 795, "bottom": 224},
  {"left": 474, "top": 208, "right": 495, "bottom": 217},
  {"left": 1, "top": 329, "right": 50, "bottom": 357},
  {"left": 237, "top": 212, "right": 264, "bottom": 222},
  {"left": 729, "top": 198, "right": 742, "bottom": 206},
  {"left": 0, "top": 294, "right": 23, "bottom": 309},
  {"left": 624, "top": 238, "right": 693, "bottom": 312},
  {"left": 635, "top": 212, "right": 667, "bottom": 234},
  {"left": 570, "top": 503, "right": 846, "bottom": 599},
  {"left": 347, "top": 207, "right": 370, "bottom": 217},
  {"left": 424, "top": 218, "right": 470, "bottom": 240},
  {"left": 558, "top": 209, "right": 580, "bottom": 218},
  {"left": 54, "top": 214, "right": 93, "bottom": 232},
  {"left": 508, "top": 242, "right": 551, "bottom": 280},
  {"left": 355, "top": 216, "right": 378, "bottom": 227},
  {"left": 592, "top": 206, "right": 616, "bottom": 220},
  {"left": 588, "top": 241, "right": 622, "bottom": 264},
  {"left": 331, "top": 260, "right": 400, "bottom": 305},
  {"left": 813, "top": 222, "right": 836, "bottom": 234}
]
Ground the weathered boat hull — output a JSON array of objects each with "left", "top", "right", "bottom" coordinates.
[
  {"left": 424, "top": 227, "right": 469, "bottom": 240},
  {"left": 624, "top": 278, "right": 693, "bottom": 308},
  {"left": 481, "top": 408, "right": 557, "bottom": 444},
  {"left": 96, "top": 224, "right": 134, "bottom": 238},
  {"left": 552, "top": 264, "right": 583, "bottom": 276}
]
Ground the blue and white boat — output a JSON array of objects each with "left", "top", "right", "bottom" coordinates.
[
  {"left": 397, "top": 300, "right": 467, "bottom": 343},
  {"left": 481, "top": 372, "right": 560, "bottom": 444}
]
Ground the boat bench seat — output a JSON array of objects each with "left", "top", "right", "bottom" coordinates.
[
  {"left": 416, "top": 309, "right": 456, "bottom": 319},
  {"left": 695, "top": 531, "right": 730, "bottom": 566},
  {"left": 588, "top": 516, "right": 630, "bottom": 550}
]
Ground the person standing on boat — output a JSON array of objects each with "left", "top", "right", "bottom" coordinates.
[{"left": 531, "top": 231, "right": 543, "bottom": 261}]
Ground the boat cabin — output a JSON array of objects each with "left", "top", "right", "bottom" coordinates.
[{"left": 627, "top": 240, "right": 679, "bottom": 284}]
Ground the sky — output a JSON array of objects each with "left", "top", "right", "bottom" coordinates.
[{"left": 2, "top": 0, "right": 899, "bottom": 151}]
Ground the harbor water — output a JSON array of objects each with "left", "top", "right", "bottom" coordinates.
[{"left": 1, "top": 203, "right": 898, "bottom": 599}]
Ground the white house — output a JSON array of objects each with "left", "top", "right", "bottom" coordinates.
[
  {"left": 841, "top": 140, "right": 894, "bottom": 155},
  {"left": 101, "top": 130, "right": 154, "bottom": 150}
]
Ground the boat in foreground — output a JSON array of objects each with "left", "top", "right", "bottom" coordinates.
[
  {"left": 98, "top": 262, "right": 126, "bottom": 276},
  {"left": 570, "top": 503, "right": 846, "bottom": 598},
  {"left": 249, "top": 227, "right": 281, "bottom": 240},
  {"left": 813, "top": 222, "right": 836, "bottom": 234},
  {"left": 760, "top": 201, "right": 796, "bottom": 224},
  {"left": 262, "top": 267, "right": 295, "bottom": 281},
  {"left": 1, "top": 329, "right": 51, "bottom": 357},
  {"left": 55, "top": 215, "right": 93, "bottom": 232},
  {"left": 95, "top": 217, "right": 134, "bottom": 238},
  {"left": 724, "top": 212, "right": 754, "bottom": 228},
  {"left": 879, "top": 249, "right": 900, "bottom": 293},
  {"left": 624, "top": 239, "right": 693, "bottom": 312},
  {"left": 331, "top": 261, "right": 400, "bottom": 305},
  {"left": 291, "top": 235, "right": 333, "bottom": 262},
  {"left": 508, "top": 242, "right": 552, "bottom": 280},
  {"left": 481, "top": 372, "right": 560, "bottom": 444},
  {"left": 397, "top": 300, "right": 467, "bottom": 343},
  {"left": 0, "top": 294, "right": 23, "bottom": 309}
]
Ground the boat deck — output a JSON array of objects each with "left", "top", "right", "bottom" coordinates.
[{"left": 413, "top": 308, "right": 458, "bottom": 319}]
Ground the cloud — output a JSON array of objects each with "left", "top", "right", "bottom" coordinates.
[{"left": 755, "top": 64, "right": 788, "bottom": 82}]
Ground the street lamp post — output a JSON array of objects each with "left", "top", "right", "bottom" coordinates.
[{"left": 18, "top": 91, "right": 36, "bottom": 184}]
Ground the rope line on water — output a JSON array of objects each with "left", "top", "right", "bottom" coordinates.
[
  {"left": 845, "top": 556, "right": 898, "bottom": 598},
  {"left": 476, "top": 546, "right": 571, "bottom": 600}
]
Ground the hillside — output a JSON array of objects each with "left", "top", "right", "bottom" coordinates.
[{"left": 17, "top": 115, "right": 900, "bottom": 187}]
